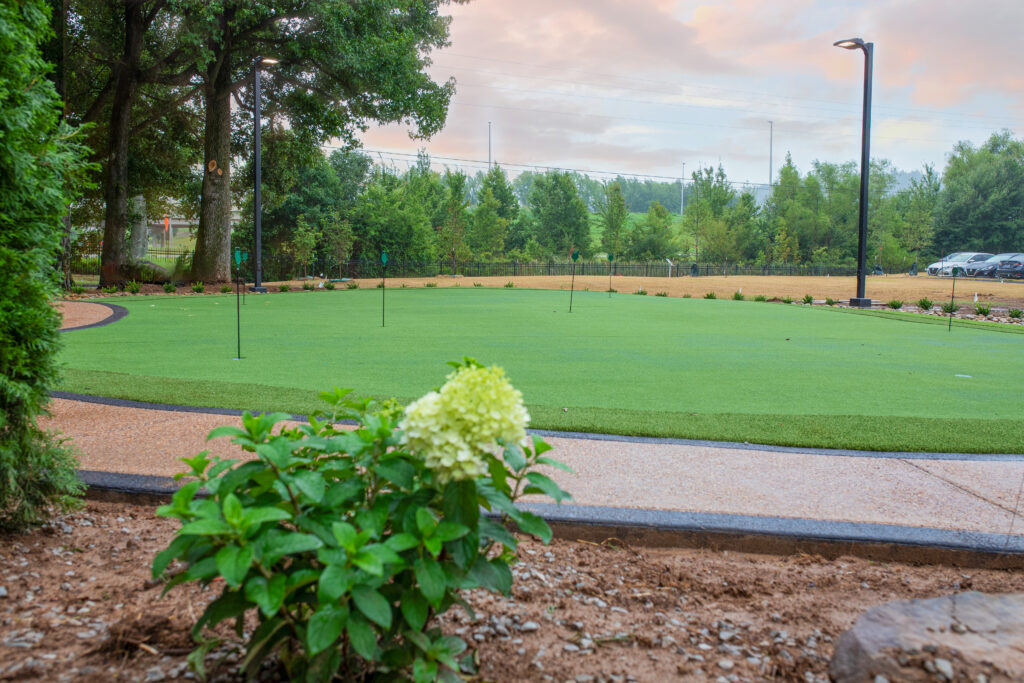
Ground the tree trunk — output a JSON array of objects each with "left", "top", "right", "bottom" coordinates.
[
  {"left": 128, "top": 194, "right": 148, "bottom": 263},
  {"left": 100, "top": 1, "right": 145, "bottom": 286},
  {"left": 192, "top": 14, "right": 233, "bottom": 284}
]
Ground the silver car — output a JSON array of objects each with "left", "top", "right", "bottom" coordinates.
[{"left": 926, "top": 252, "right": 994, "bottom": 276}]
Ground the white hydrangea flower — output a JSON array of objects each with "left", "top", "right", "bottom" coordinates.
[{"left": 399, "top": 365, "right": 530, "bottom": 483}]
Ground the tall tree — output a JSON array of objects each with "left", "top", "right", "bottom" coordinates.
[
  {"left": 480, "top": 165, "right": 519, "bottom": 222},
  {"left": 934, "top": 131, "right": 1024, "bottom": 254},
  {"left": 597, "top": 181, "right": 628, "bottom": 257},
  {"left": 529, "top": 171, "right": 591, "bottom": 257},
  {"left": 436, "top": 169, "right": 470, "bottom": 274},
  {"left": 624, "top": 201, "right": 678, "bottom": 260},
  {"left": 187, "top": 0, "right": 459, "bottom": 283},
  {"left": 468, "top": 188, "right": 507, "bottom": 259}
]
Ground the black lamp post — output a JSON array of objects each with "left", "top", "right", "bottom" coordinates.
[
  {"left": 834, "top": 37, "right": 873, "bottom": 308},
  {"left": 250, "top": 56, "right": 278, "bottom": 293}
]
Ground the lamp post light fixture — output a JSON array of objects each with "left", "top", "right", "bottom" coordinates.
[
  {"left": 250, "top": 56, "right": 278, "bottom": 293},
  {"left": 834, "top": 37, "right": 874, "bottom": 308}
]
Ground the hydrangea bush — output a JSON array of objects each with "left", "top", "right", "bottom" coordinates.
[{"left": 153, "top": 359, "right": 571, "bottom": 682}]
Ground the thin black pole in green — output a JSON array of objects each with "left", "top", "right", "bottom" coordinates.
[
  {"left": 241, "top": 251, "right": 248, "bottom": 305},
  {"left": 607, "top": 252, "right": 614, "bottom": 298},
  {"left": 569, "top": 248, "right": 579, "bottom": 313},
  {"left": 948, "top": 267, "right": 958, "bottom": 332},
  {"left": 234, "top": 247, "right": 242, "bottom": 359},
  {"left": 381, "top": 251, "right": 388, "bottom": 328}
]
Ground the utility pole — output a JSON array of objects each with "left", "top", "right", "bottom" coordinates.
[
  {"left": 680, "top": 163, "right": 686, "bottom": 216},
  {"left": 768, "top": 120, "right": 774, "bottom": 188},
  {"left": 488, "top": 121, "right": 492, "bottom": 169}
]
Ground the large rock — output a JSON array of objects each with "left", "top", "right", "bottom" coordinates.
[{"left": 830, "top": 592, "right": 1024, "bottom": 682}]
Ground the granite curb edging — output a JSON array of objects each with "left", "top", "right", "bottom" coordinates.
[
  {"left": 78, "top": 470, "right": 1024, "bottom": 567},
  {"left": 58, "top": 302, "right": 129, "bottom": 332}
]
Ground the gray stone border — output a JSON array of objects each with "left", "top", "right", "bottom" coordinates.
[
  {"left": 78, "top": 470, "right": 1024, "bottom": 566},
  {"left": 52, "top": 392, "right": 1024, "bottom": 462},
  {"left": 59, "top": 302, "right": 129, "bottom": 332}
]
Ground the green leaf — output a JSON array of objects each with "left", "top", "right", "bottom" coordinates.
[
  {"left": 206, "top": 458, "right": 238, "bottom": 480},
  {"left": 413, "top": 658, "right": 438, "bottom": 683},
  {"left": 246, "top": 574, "right": 287, "bottom": 617},
  {"left": 323, "top": 479, "right": 363, "bottom": 507},
  {"left": 536, "top": 456, "right": 574, "bottom": 473},
  {"left": 346, "top": 614, "right": 378, "bottom": 661},
  {"left": 307, "top": 604, "right": 349, "bottom": 656},
  {"left": 424, "top": 536, "right": 442, "bottom": 558},
  {"left": 317, "top": 564, "right": 353, "bottom": 603},
  {"left": 403, "top": 628, "right": 431, "bottom": 652},
  {"left": 222, "top": 493, "right": 243, "bottom": 527},
  {"left": 240, "top": 506, "right": 292, "bottom": 531},
  {"left": 414, "top": 556, "right": 447, "bottom": 607},
  {"left": 503, "top": 443, "right": 527, "bottom": 472},
  {"left": 179, "top": 518, "right": 233, "bottom": 536},
  {"left": 532, "top": 435, "right": 553, "bottom": 455},
  {"left": 291, "top": 470, "right": 326, "bottom": 502},
  {"left": 400, "top": 589, "right": 429, "bottom": 631},
  {"left": 478, "top": 518, "right": 517, "bottom": 549},
  {"left": 206, "top": 425, "right": 248, "bottom": 442},
  {"left": 468, "top": 556, "right": 511, "bottom": 594},
  {"left": 193, "top": 589, "right": 248, "bottom": 636},
  {"left": 159, "top": 480, "right": 202, "bottom": 517},
  {"left": 523, "top": 472, "right": 572, "bottom": 504},
  {"left": 384, "top": 533, "right": 419, "bottom": 552},
  {"left": 331, "top": 521, "right": 358, "bottom": 551},
  {"left": 433, "top": 522, "right": 469, "bottom": 542},
  {"left": 514, "top": 510, "right": 553, "bottom": 544},
  {"left": 352, "top": 585, "right": 392, "bottom": 629},
  {"left": 363, "top": 543, "right": 404, "bottom": 567},
  {"left": 180, "top": 453, "right": 212, "bottom": 477},
  {"left": 215, "top": 544, "right": 254, "bottom": 588},
  {"left": 352, "top": 550, "right": 384, "bottom": 576},
  {"left": 373, "top": 459, "right": 415, "bottom": 490},
  {"left": 258, "top": 530, "right": 323, "bottom": 565},
  {"left": 442, "top": 479, "right": 481, "bottom": 529},
  {"left": 152, "top": 534, "right": 193, "bottom": 578},
  {"left": 415, "top": 507, "right": 438, "bottom": 538}
]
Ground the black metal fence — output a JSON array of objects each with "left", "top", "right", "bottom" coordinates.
[{"left": 70, "top": 249, "right": 860, "bottom": 282}]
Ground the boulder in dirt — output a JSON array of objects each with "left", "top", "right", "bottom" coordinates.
[{"left": 830, "top": 591, "right": 1024, "bottom": 682}]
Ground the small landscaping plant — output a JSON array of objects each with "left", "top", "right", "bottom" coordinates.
[
  {"left": 682, "top": 293, "right": 691, "bottom": 298},
  {"left": 70, "top": 285, "right": 86, "bottom": 295},
  {"left": 101, "top": 284, "right": 118, "bottom": 294},
  {"left": 942, "top": 302, "right": 960, "bottom": 314},
  {"left": 974, "top": 303, "right": 991, "bottom": 316},
  {"left": 324, "top": 281, "right": 336, "bottom": 291},
  {"left": 802, "top": 294, "right": 813, "bottom": 305},
  {"left": 424, "top": 282, "right": 437, "bottom": 288},
  {"left": 655, "top": 291, "right": 667, "bottom": 297},
  {"left": 220, "top": 285, "right": 233, "bottom": 294},
  {"left": 888, "top": 300, "right": 903, "bottom": 310},
  {"left": 754, "top": 295, "right": 767, "bottom": 302},
  {"left": 504, "top": 281, "right": 514, "bottom": 288},
  {"left": 781, "top": 296, "right": 794, "bottom": 304},
  {"left": 346, "top": 282, "right": 359, "bottom": 290},
  {"left": 732, "top": 291, "right": 744, "bottom": 301},
  {"left": 376, "top": 282, "right": 385, "bottom": 289},
  {"left": 1009, "top": 309, "right": 1022, "bottom": 319},
  {"left": 473, "top": 283, "right": 482, "bottom": 288},
  {"left": 607, "top": 288, "right": 616, "bottom": 294},
  {"left": 703, "top": 292, "right": 716, "bottom": 300},
  {"left": 154, "top": 360, "right": 571, "bottom": 682},
  {"left": 279, "top": 284, "right": 291, "bottom": 292},
  {"left": 917, "top": 297, "right": 933, "bottom": 310},
  {"left": 164, "top": 282, "right": 176, "bottom": 294},
  {"left": 126, "top": 279, "right": 141, "bottom": 294},
  {"left": 824, "top": 297, "right": 838, "bottom": 306},
  {"left": 634, "top": 289, "right": 647, "bottom": 295},
  {"left": 192, "top": 282, "right": 205, "bottom": 293},
  {"left": 303, "top": 282, "right": 315, "bottom": 291}
]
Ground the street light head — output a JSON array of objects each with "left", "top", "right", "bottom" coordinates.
[
  {"left": 834, "top": 38, "right": 865, "bottom": 50},
  {"left": 257, "top": 56, "right": 279, "bottom": 65}
]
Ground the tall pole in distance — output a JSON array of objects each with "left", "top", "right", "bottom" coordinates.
[
  {"left": 488, "top": 121, "right": 492, "bottom": 169},
  {"left": 250, "top": 57, "right": 277, "bottom": 293},
  {"left": 768, "top": 120, "right": 773, "bottom": 187},
  {"left": 835, "top": 38, "right": 873, "bottom": 308},
  {"left": 680, "top": 162, "right": 686, "bottom": 217}
]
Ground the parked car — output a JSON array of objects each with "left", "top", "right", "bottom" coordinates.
[
  {"left": 926, "top": 252, "right": 994, "bottom": 276},
  {"left": 995, "top": 255, "right": 1024, "bottom": 279},
  {"left": 965, "top": 253, "right": 1024, "bottom": 278}
]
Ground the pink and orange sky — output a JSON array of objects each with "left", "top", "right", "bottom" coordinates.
[{"left": 356, "top": 0, "right": 1024, "bottom": 187}]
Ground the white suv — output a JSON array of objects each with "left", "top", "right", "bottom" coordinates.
[{"left": 926, "top": 252, "right": 994, "bottom": 276}]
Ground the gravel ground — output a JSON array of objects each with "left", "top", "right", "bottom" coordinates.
[{"left": 2, "top": 500, "right": 1023, "bottom": 682}]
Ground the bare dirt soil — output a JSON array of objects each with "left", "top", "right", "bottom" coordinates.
[
  {"left": 2, "top": 500, "right": 1023, "bottom": 682},
  {"left": 65, "top": 274, "right": 1024, "bottom": 317}
]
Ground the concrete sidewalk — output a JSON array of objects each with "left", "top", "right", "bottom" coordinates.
[{"left": 44, "top": 393, "right": 1024, "bottom": 558}]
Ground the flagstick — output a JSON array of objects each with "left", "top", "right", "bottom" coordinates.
[
  {"left": 948, "top": 271, "right": 957, "bottom": 333},
  {"left": 569, "top": 261, "right": 576, "bottom": 313}
]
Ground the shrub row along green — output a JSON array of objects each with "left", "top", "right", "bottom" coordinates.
[{"left": 154, "top": 360, "right": 571, "bottom": 681}]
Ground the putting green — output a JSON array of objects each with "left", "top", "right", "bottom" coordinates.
[{"left": 58, "top": 289, "right": 1024, "bottom": 452}]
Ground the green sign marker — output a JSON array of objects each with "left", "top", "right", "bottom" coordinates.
[
  {"left": 381, "top": 251, "right": 388, "bottom": 265},
  {"left": 607, "top": 253, "right": 613, "bottom": 261},
  {"left": 572, "top": 249, "right": 580, "bottom": 262},
  {"left": 234, "top": 247, "right": 241, "bottom": 266}
]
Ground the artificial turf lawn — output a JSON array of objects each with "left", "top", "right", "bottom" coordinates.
[{"left": 58, "top": 288, "right": 1024, "bottom": 453}]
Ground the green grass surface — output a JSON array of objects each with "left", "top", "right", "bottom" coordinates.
[{"left": 59, "top": 289, "right": 1024, "bottom": 452}]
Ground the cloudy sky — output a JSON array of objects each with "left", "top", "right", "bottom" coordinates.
[{"left": 356, "top": 0, "right": 1024, "bottom": 188}]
